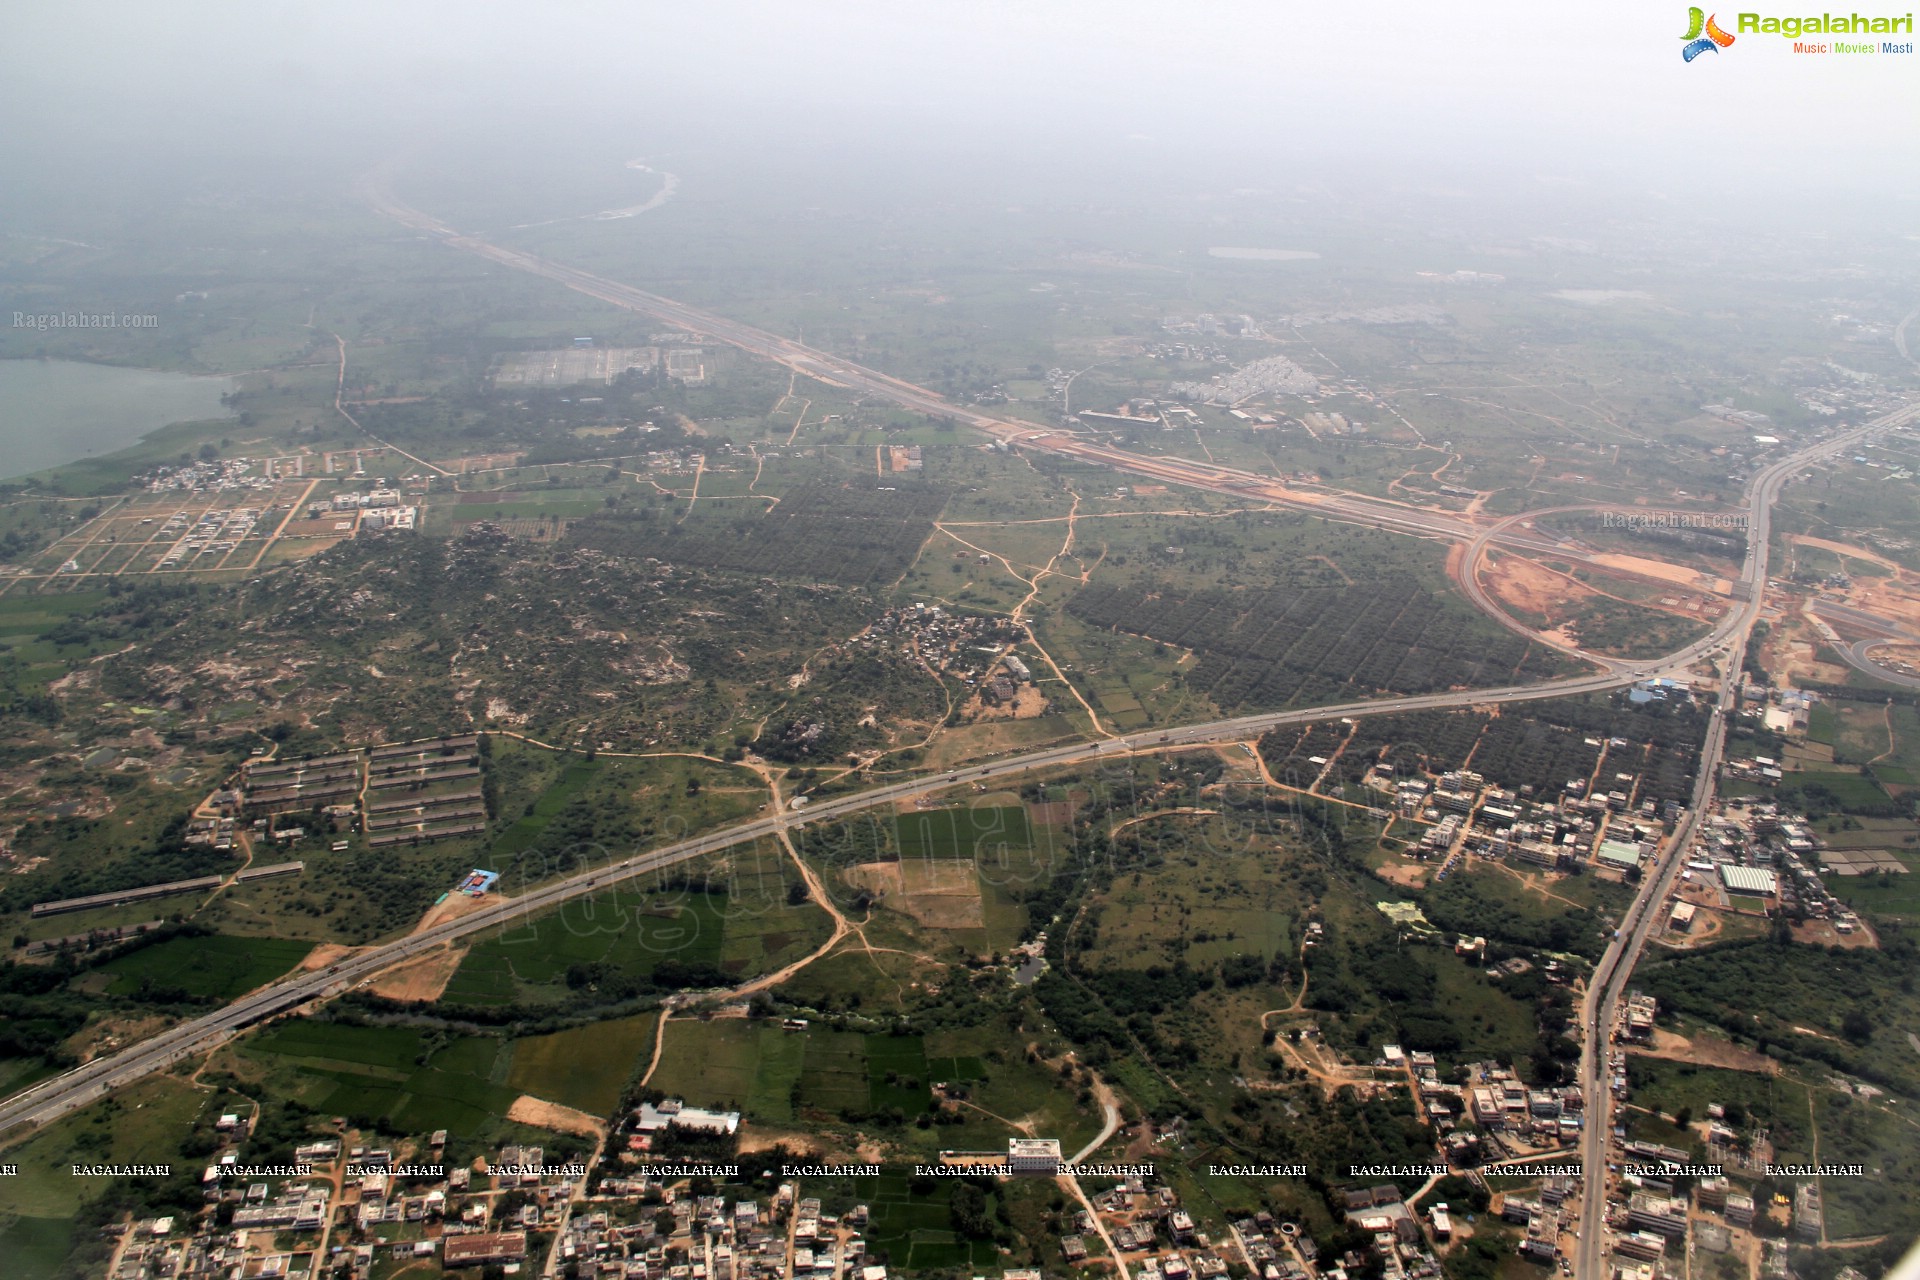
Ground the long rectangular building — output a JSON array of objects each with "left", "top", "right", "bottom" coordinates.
[{"left": 32, "top": 875, "right": 224, "bottom": 917}]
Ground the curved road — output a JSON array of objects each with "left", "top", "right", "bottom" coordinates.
[
  {"left": 5, "top": 406, "right": 1905, "bottom": 1142},
  {"left": 3, "top": 183, "right": 1911, "bottom": 1200},
  {"left": 0, "top": 667, "right": 1645, "bottom": 1136},
  {"left": 1570, "top": 405, "right": 1916, "bottom": 1280},
  {"left": 1845, "top": 640, "right": 1920, "bottom": 690}
]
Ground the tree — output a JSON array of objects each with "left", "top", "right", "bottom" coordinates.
[{"left": 949, "top": 1182, "right": 992, "bottom": 1238}]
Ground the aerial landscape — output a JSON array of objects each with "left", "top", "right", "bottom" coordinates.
[{"left": 1, "top": 3, "right": 1918, "bottom": 1279}]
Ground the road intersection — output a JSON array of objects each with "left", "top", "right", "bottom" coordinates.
[{"left": 4, "top": 187, "right": 1910, "bottom": 1280}]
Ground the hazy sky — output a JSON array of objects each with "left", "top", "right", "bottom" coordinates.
[{"left": 3, "top": 0, "right": 1916, "bottom": 208}]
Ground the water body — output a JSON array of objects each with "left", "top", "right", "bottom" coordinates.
[{"left": 0, "top": 359, "right": 236, "bottom": 480}]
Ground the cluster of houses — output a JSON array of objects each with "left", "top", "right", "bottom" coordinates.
[
  {"left": 1390, "top": 760, "right": 1675, "bottom": 882},
  {"left": 138, "top": 457, "right": 280, "bottom": 495},
  {"left": 103, "top": 1128, "right": 579, "bottom": 1280}
]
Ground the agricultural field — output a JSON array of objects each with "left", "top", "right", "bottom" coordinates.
[
  {"left": 441, "top": 843, "right": 828, "bottom": 1007},
  {"left": 803, "top": 802, "right": 1070, "bottom": 952},
  {"left": 570, "top": 482, "right": 948, "bottom": 590},
  {"left": 441, "top": 888, "right": 729, "bottom": 1006},
  {"left": 1308, "top": 691, "right": 1709, "bottom": 805},
  {"left": 237, "top": 1020, "right": 522, "bottom": 1140},
  {"left": 506, "top": 1012, "right": 657, "bottom": 1115},
  {"left": 88, "top": 933, "right": 312, "bottom": 1002},
  {"left": 1063, "top": 576, "right": 1566, "bottom": 714},
  {"left": 645, "top": 1018, "right": 1092, "bottom": 1155}
]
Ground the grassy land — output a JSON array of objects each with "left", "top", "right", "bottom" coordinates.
[
  {"left": 442, "top": 889, "right": 727, "bottom": 1005},
  {"left": 93, "top": 933, "right": 312, "bottom": 1001},
  {"left": 506, "top": 1012, "right": 657, "bottom": 1115},
  {"left": 895, "top": 806, "right": 1032, "bottom": 859},
  {"left": 0, "top": 1074, "right": 208, "bottom": 1217},
  {"left": 239, "top": 1020, "right": 519, "bottom": 1140}
]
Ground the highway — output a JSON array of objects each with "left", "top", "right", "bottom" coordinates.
[
  {"left": 357, "top": 176, "right": 1696, "bottom": 575},
  {"left": 1570, "top": 405, "right": 1914, "bottom": 1280},
  {"left": 3, "top": 405, "right": 1906, "bottom": 1139},
  {"left": 0, "top": 666, "right": 1653, "bottom": 1136},
  {"left": 2, "top": 182, "right": 1909, "bottom": 1213}
]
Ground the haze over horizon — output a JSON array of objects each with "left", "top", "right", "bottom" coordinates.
[{"left": 3, "top": 0, "right": 1917, "bottom": 235}]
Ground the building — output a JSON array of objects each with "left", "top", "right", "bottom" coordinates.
[
  {"left": 1008, "top": 1138, "right": 1062, "bottom": 1175},
  {"left": 1669, "top": 901, "right": 1696, "bottom": 931},
  {"left": 1793, "top": 1183, "right": 1823, "bottom": 1242},
  {"left": 442, "top": 1232, "right": 528, "bottom": 1267},
  {"left": 1624, "top": 992, "right": 1658, "bottom": 1043},
  {"left": 1598, "top": 840, "right": 1644, "bottom": 873},
  {"left": 634, "top": 1099, "right": 741, "bottom": 1136},
  {"left": 1627, "top": 1192, "right": 1688, "bottom": 1238},
  {"left": 1721, "top": 864, "right": 1779, "bottom": 897},
  {"left": 1614, "top": 1232, "right": 1667, "bottom": 1262}
]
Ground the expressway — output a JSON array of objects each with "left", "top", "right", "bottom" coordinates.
[
  {"left": 3, "top": 182, "right": 1909, "bottom": 1185},
  {"left": 1569, "top": 406, "right": 1915, "bottom": 1280},
  {"left": 359, "top": 176, "right": 1694, "bottom": 575},
  {"left": 2, "top": 405, "right": 1907, "bottom": 1139},
  {"left": 0, "top": 666, "right": 1650, "bottom": 1136}
]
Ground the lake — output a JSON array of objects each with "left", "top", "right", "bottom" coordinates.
[{"left": 0, "top": 359, "right": 236, "bottom": 481}]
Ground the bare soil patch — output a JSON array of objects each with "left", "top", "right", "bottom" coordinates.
[
  {"left": 413, "top": 891, "right": 496, "bottom": 934},
  {"left": 738, "top": 1128, "right": 823, "bottom": 1156},
  {"left": 843, "top": 859, "right": 983, "bottom": 928},
  {"left": 1590, "top": 552, "right": 1728, "bottom": 592},
  {"left": 1026, "top": 800, "right": 1075, "bottom": 826},
  {"left": 506, "top": 1095, "right": 606, "bottom": 1139},
  {"left": 1629, "top": 1027, "right": 1779, "bottom": 1076},
  {"left": 369, "top": 946, "right": 467, "bottom": 1002},
  {"left": 1791, "top": 918, "right": 1879, "bottom": 950},
  {"left": 1791, "top": 535, "right": 1903, "bottom": 572},
  {"left": 299, "top": 942, "right": 362, "bottom": 972},
  {"left": 1375, "top": 862, "right": 1429, "bottom": 889},
  {"left": 1483, "top": 553, "right": 1600, "bottom": 620},
  {"left": 964, "top": 684, "right": 1052, "bottom": 722}
]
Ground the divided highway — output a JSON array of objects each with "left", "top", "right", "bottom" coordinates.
[
  {"left": 1570, "top": 405, "right": 1914, "bottom": 1280},
  {"left": 4, "top": 187, "right": 1910, "bottom": 1221},
  {"left": 0, "top": 667, "right": 1649, "bottom": 1135},
  {"left": 1, "top": 367, "right": 1896, "bottom": 1137}
]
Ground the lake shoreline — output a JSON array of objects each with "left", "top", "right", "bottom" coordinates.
[{"left": 0, "top": 358, "right": 238, "bottom": 483}]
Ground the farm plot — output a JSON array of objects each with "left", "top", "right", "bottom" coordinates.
[
  {"left": 93, "top": 934, "right": 312, "bottom": 1001},
  {"left": 843, "top": 1171, "right": 1002, "bottom": 1271},
  {"left": 508, "top": 1013, "right": 658, "bottom": 1115},
  {"left": 569, "top": 483, "right": 948, "bottom": 588},
  {"left": 440, "top": 887, "right": 729, "bottom": 1006},
  {"left": 645, "top": 1019, "right": 809, "bottom": 1123},
  {"left": 1064, "top": 578, "right": 1565, "bottom": 713},
  {"left": 895, "top": 806, "right": 1033, "bottom": 859},
  {"left": 240, "top": 1021, "right": 517, "bottom": 1139}
]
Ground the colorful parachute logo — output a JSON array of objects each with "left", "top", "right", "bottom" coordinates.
[{"left": 1681, "top": 7, "right": 1736, "bottom": 59}]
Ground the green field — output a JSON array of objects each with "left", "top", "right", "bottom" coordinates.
[
  {"left": 645, "top": 1019, "right": 808, "bottom": 1122},
  {"left": 488, "top": 758, "right": 603, "bottom": 858},
  {"left": 507, "top": 1013, "right": 657, "bottom": 1115},
  {"left": 895, "top": 806, "right": 1033, "bottom": 859},
  {"left": 845, "top": 1171, "right": 1003, "bottom": 1270},
  {"left": 94, "top": 934, "right": 313, "bottom": 1001},
  {"left": 1829, "top": 856, "right": 1920, "bottom": 922},
  {"left": 1780, "top": 768, "right": 1897, "bottom": 815},
  {"left": 0, "top": 1075, "right": 208, "bottom": 1218},
  {"left": 442, "top": 887, "right": 729, "bottom": 1005},
  {"left": 241, "top": 1021, "right": 517, "bottom": 1139}
]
